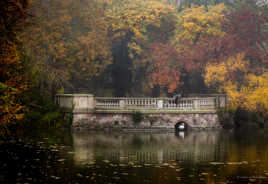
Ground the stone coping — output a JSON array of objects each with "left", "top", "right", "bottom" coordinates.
[
  {"left": 93, "top": 109, "right": 217, "bottom": 114},
  {"left": 60, "top": 108, "right": 216, "bottom": 114},
  {"left": 56, "top": 94, "right": 94, "bottom": 97}
]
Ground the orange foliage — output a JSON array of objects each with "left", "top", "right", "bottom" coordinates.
[
  {"left": 148, "top": 43, "right": 182, "bottom": 93},
  {"left": 0, "top": 0, "right": 31, "bottom": 126}
]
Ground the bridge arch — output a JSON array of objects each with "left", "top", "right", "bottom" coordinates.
[{"left": 175, "top": 121, "right": 188, "bottom": 132}]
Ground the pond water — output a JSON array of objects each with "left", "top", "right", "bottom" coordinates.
[{"left": 1, "top": 129, "right": 268, "bottom": 184}]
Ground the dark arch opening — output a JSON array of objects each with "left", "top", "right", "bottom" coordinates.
[{"left": 175, "top": 121, "right": 188, "bottom": 132}]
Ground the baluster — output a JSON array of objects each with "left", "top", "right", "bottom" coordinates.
[{"left": 190, "top": 100, "right": 192, "bottom": 109}]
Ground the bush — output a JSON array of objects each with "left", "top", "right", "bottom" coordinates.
[
  {"left": 217, "top": 107, "right": 235, "bottom": 129},
  {"left": 132, "top": 111, "right": 144, "bottom": 124}
]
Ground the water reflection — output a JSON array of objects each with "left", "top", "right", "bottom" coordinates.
[
  {"left": 2, "top": 129, "right": 268, "bottom": 184},
  {"left": 72, "top": 131, "right": 226, "bottom": 165}
]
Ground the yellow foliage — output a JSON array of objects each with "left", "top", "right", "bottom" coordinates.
[
  {"left": 106, "top": 0, "right": 176, "bottom": 63},
  {"left": 174, "top": 4, "right": 226, "bottom": 44},
  {"left": 22, "top": 0, "right": 112, "bottom": 84},
  {"left": 0, "top": 38, "right": 28, "bottom": 125},
  {"left": 205, "top": 53, "right": 248, "bottom": 88},
  {"left": 204, "top": 53, "right": 268, "bottom": 114}
]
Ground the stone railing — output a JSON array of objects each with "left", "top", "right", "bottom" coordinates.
[
  {"left": 56, "top": 94, "right": 227, "bottom": 113},
  {"left": 95, "top": 97, "right": 221, "bottom": 110}
]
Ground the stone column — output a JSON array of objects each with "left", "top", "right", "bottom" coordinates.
[
  {"left": 72, "top": 94, "right": 95, "bottom": 112},
  {"left": 119, "top": 99, "right": 126, "bottom": 109},
  {"left": 193, "top": 99, "right": 200, "bottom": 110},
  {"left": 157, "top": 100, "right": 163, "bottom": 109}
]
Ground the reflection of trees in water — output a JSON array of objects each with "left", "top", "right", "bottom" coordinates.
[
  {"left": 72, "top": 131, "right": 268, "bottom": 166},
  {"left": 72, "top": 131, "right": 226, "bottom": 165},
  {"left": 131, "top": 135, "right": 144, "bottom": 149}
]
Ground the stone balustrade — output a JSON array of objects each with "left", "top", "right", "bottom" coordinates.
[
  {"left": 56, "top": 94, "right": 227, "bottom": 113},
  {"left": 55, "top": 94, "right": 227, "bottom": 130}
]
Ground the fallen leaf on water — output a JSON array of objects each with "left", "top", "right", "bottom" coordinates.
[
  {"left": 210, "top": 162, "right": 224, "bottom": 165},
  {"left": 57, "top": 159, "right": 65, "bottom": 162},
  {"left": 249, "top": 178, "right": 257, "bottom": 182},
  {"left": 227, "top": 162, "right": 242, "bottom": 165},
  {"left": 162, "top": 163, "right": 169, "bottom": 166},
  {"left": 51, "top": 176, "right": 60, "bottom": 180},
  {"left": 76, "top": 173, "right": 83, "bottom": 178}
]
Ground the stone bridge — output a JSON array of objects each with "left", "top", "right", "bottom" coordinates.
[{"left": 56, "top": 94, "right": 227, "bottom": 131}]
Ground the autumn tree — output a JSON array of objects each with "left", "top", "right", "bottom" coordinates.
[
  {"left": 0, "top": 0, "right": 31, "bottom": 128},
  {"left": 147, "top": 4, "right": 227, "bottom": 94},
  {"left": 105, "top": 0, "right": 178, "bottom": 96},
  {"left": 147, "top": 43, "right": 181, "bottom": 94},
  {"left": 22, "top": 0, "right": 112, "bottom": 98},
  {"left": 205, "top": 53, "right": 268, "bottom": 115}
]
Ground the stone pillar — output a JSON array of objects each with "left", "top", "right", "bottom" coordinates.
[
  {"left": 119, "top": 99, "right": 126, "bottom": 109},
  {"left": 56, "top": 94, "right": 74, "bottom": 109},
  {"left": 193, "top": 99, "right": 200, "bottom": 110},
  {"left": 72, "top": 94, "right": 95, "bottom": 112},
  {"left": 157, "top": 100, "right": 163, "bottom": 109}
]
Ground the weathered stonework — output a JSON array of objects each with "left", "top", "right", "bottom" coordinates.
[
  {"left": 56, "top": 94, "right": 224, "bottom": 131},
  {"left": 72, "top": 113, "right": 221, "bottom": 131}
]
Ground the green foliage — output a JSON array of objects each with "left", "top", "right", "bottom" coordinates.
[
  {"left": 217, "top": 107, "right": 235, "bottom": 129},
  {"left": 217, "top": 106, "right": 268, "bottom": 129},
  {"left": 22, "top": 98, "right": 64, "bottom": 129},
  {"left": 132, "top": 111, "right": 144, "bottom": 124}
]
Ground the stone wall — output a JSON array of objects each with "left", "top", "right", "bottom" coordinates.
[{"left": 72, "top": 112, "right": 221, "bottom": 131}]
